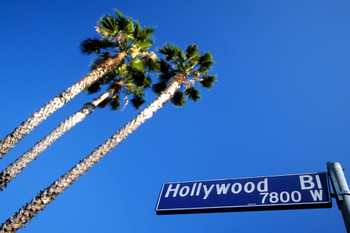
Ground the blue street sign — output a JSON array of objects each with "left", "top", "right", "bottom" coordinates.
[{"left": 156, "top": 172, "right": 332, "bottom": 214}]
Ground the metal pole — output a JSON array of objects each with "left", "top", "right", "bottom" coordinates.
[{"left": 327, "top": 162, "right": 350, "bottom": 233}]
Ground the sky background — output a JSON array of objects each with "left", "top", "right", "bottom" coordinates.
[{"left": 0, "top": 0, "right": 350, "bottom": 232}]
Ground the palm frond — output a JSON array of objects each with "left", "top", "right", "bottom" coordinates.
[
  {"left": 152, "top": 81, "right": 167, "bottom": 95},
  {"left": 159, "top": 72, "right": 173, "bottom": 83},
  {"left": 99, "top": 15, "right": 119, "bottom": 36},
  {"left": 114, "top": 9, "right": 124, "bottom": 20},
  {"left": 130, "top": 58, "right": 145, "bottom": 72},
  {"left": 185, "top": 44, "right": 199, "bottom": 60},
  {"left": 185, "top": 86, "right": 201, "bottom": 101},
  {"left": 143, "top": 58, "right": 160, "bottom": 72},
  {"left": 157, "top": 60, "right": 175, "bottom": 82},
  {"left": 103, "top": 70, "right": 119, "bottom": 83},
  {"left": 158, "top": 59, "right": 171, "bottom": 73},
  {"left": 132, "top": 72, "right": 151, "bottom": 88},
  {"left": 125, "top": 18, "right": 135, "bottom": 34},
  {"left": 199, "top": 75, "right": 217, "bottom": 89},
  {"left": 135, "top": 39, "right": 153, "bottom": 51},
  {"left": 80, "top": 38, "right": 116, "bottom": 55},
  {"left": 117, "top": 15, "right": 131, "bottom": 33},
  {"left": 116, "top": 62, "right": 128, "bottom": 76},
  {"left": 130, "top": 95, "right": 145, "bottom": 109},
  {"left": 171, "top": 91, "right": 186, "bottom": 106},
  {"left": 134, "top": 21, "right": 141, "bottom": 39},
  {"left": 137, "top": 27, "right": 156, "bottom": 41},
  {"left": 133, "top": 88, "right": 145, "bottom": 97},
  {"left": 198, "top": 52, "right": 214, "bottom": 72},
  {"left": 87, "top": 81, "right": 102, "bottom": 94},
  {"left": 143, "top": 76, "right": 152, "bottom": 88},
  {"left": 158, "top": 44, "right": 180, "bottom": 61},
  {"left": 109, "top": 96, "right": 121, "bottom": 111}
]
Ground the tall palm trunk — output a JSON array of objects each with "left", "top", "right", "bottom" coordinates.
[
  {"left": 0, "top": 52, "right": 127, "bottom": 159},
  {"left": 0, "top": 74, "right": 185, "bottom": 233},
  {"left": 0, "top": 86, "right": 120, "bottom": 191}
]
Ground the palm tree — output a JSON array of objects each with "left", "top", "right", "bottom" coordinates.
[
  {"left": 0, "top": 44, "right": 215, "bottom": 232},
  {"left": 0, "top": 55, "right": 157, "bottom": 191},
  {"left": 0, "top": 10, "right": 155, "bottom": 159}
]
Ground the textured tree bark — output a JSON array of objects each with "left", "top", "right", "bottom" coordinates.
[
  {"left": 0, "top": 104, "right": 95, "bottom": 191},
  {"left": 0, "top": 85, "right": 121, "bottom": 191},
  {"left": 0, "top": 52, "right": 127, "bottom": 159},
  {"left": 0, "top": 74, "right": 185, "bottom": 233}
]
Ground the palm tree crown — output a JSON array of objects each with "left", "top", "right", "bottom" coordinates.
[
  {"left": 81, "top": 10, "right": 158, "bottom": 110},
  {"left": 80, "top": 9, "right": 155, "bottom": 64},
  {"left": 153, "top": 43, "right": 216, "bottom": 106}
]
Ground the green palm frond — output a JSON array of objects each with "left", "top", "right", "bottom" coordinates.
[
  {"left": 143, "top": 76, "right": 152, "bottom": 88},
  {"left": 114, "top": 9, "right": 124, "bottom": 20},
  {"left": 125, "top": 18, "right": 135, "bottom": 34},
  {"left": 109, "top": 96, "right": 121, "bottom": 111},
  {"left": 159, "top": 59, "right": 171, "bottom": 73},
  {"left": 116, "top": 62, "right": 128, "bottom": 76},
  {"left": 138, "top": 28, "right": 156, "bottom": 41},
  {"left": 134, "top": 21, "right": 141, "bottom": 34},
  {"left": 87, "top": 81, "right": 102, "bottom": 94},
  {"left": 134, "top": 22, "right": 155, "bottom": 41},
  {"left": 83, "top": 9, "right": 155, "bottom": 58},
  {"left": 134, "top": 39, "right": 153, "bottom": 51},
  {"left": 124, "top": 79, "right": 136, "bottom": 90},
  {"left": 103, "top": 70, "right": 120, "bottom": 83},
  {"left": 199, "top": 53, "right": 213, "bottom": 65},
  {"left": 152, "top": 81, "right": 167, "bottom": 95},
  {"left": 80, "top": 38, "right": 116, "bottom": 55},
  {"left": 130, "top": 95, "right": 145, "bottom": 109},
  {"left": 116, "top": 12, "right": 135, "bottom": 36},
  {"left": 99, "top": 15, "right": 119, "bottom": 36},
  {"left": 185, "top": 44, "right": 199, "bottom": 60},
  {"left": 200, "top": 75, "right": 217, "bottom": 89},
  {"left": 185, "top": 86, "right": 201, "bottom": 102},
  {"left": 132, "top": 73, "right": 151, "bottom": 88},
  {"left": 130, "top": 58, "right": 145, "bottom": 72},
  {"left": 159, "top": 72, "right": 173, "bottom": 83},
  {"left": 143, "top": 58, "right": 160, "bottom": 72},
  {"left": 175, "top": 47, "right": 185, "bottom": 62},
  {"left": 158, "top": 44, "right": 180, "bottom": 61},
  {"left": 157, "top": 59, "right": 174, "bottom": 82},
  {"left": 198, "top": 53, "right": 214, "bottom": 72},
  {"left": 117, "top": 16, "right": 131, "bottom": 34},
  {"left": 130, "top": 72, "right": 144, "bottom": 87},
  {"left": 132, "top": 88, "right": 145, "bottom": 97},
  {"left": 171, "top": 91, "right": 186, "bottom": 106}
]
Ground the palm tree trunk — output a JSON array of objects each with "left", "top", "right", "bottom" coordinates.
[
  {"left": 0, "top": 74, "right": 185, "bottom": 233},
  {"left": 0, "top": 104, "right": 94, "bottom": 192},
  {"left": 0, "top": 52, "right": 127, "bottom": 159},
  {"left": 0, "top": 86, "right": 120, "bottom": 191}
]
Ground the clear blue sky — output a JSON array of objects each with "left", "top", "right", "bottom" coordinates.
[{"left": 1, "top": 0, "right": 350, "bottom": 232}]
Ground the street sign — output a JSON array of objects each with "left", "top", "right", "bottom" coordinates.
[{"left": 156, "top": 172, "right": 332, "bottom": 214}]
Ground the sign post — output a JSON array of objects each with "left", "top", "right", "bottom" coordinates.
[
  {"left": 156, "top": 172, "right": 331, "bottom": 214},
  {"left": 327, "top": 162, "right": 350, "bottom": 233}
]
